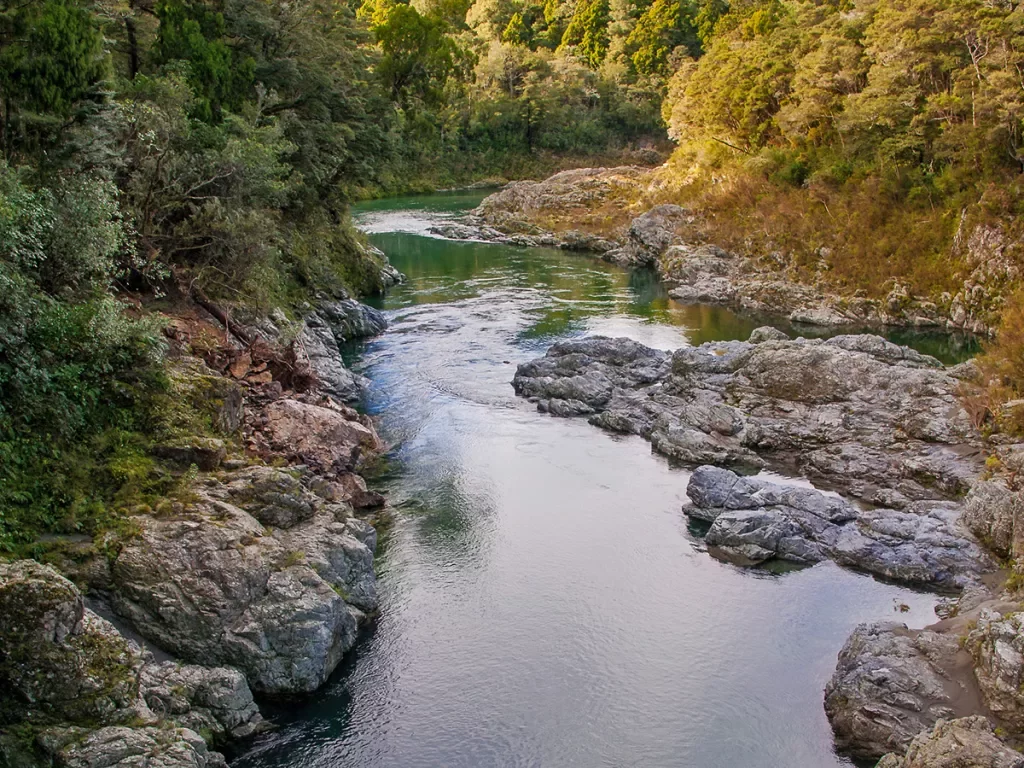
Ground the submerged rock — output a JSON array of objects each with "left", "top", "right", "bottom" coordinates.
[
  {"left": 876, "top": 716, "right": 1024, "bottom": 768},
  {"left": 684, "top": 466, "right": 994, "bottom": 588},
  {"left": 514, "top": 330, "right": 983, "bottom": 505}
]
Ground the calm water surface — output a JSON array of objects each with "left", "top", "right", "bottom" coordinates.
[{"left": 234, "top": 192, "right": 958, "bottom": 768}]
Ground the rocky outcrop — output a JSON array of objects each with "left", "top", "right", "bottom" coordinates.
[
  {"left": 40, "top": 725, "right": 227, "bottom": 768},
  {"left": 824, "top": 622, "right": 976, "bottom": 760},
  {"left": 0, "top": 561, "right": 266, "bottom": 768},
  {"left": 962, "top": 480, "right": 1024, "bottom": 560},
  {"left": 300, "top": 298, "right": 388, "bottom": 403},
  {"left": 110, "top": 466, "right": 378, "bottom": 695},
  {"left": 966, "top": 609, "right": 1024, "bottom": 733},
  {"left": 0, "top": 560, "right": 143, "bottom": 726},
  {"left": 474, "top": 166, "right": 648, "bottom": 234},
  {"left": 140, "top": 663, "right": 263, "bottom": 741},
  {"left": 684, "top": 466, "right": 994, "bottom": 588},
  {"left": 876, "top": 716, "right": 1024, "bottom": 768},
  {"left": 513, "top": 330, "right": 983, "bottom": 506},
  {"left": 469, "top": 167, "right": 1005, "bottom": 333}
]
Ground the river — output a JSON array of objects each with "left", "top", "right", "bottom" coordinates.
[{"left": 233, "top": 191, "right": 968, "bottom": 768}]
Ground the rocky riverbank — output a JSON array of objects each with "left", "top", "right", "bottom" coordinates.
[
  {"left": 513, "top": 327, "right": 1024, "bottom": 764},
  {"left": 451, "top": 167, "right": 1013, "bottom": 336},
  {"left": 0, "top": 290, "right": 397, "bottom": 767}
]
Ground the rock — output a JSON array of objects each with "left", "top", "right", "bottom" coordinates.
[
  {"left": 0, "top": 561, "right": 143, "bottom": 725},
  {"left": 154, "top": 438, "right": 227, "bottom": 471},
  {"left": 300, "top": 315, "right": 370, "bottom": 403},
  {"left": 748, "top": 326, "right": 790, "bottom": 343},
  {"left": 961, "top": 480, "right": 1024, "bottom": 559},
  {"left": 877, "top": 716, "right": 1024, "bottom": 768},
  {"left": 514, "top": 332, "right": 984, "bottom": 504},
  {"left": 262, "top": 399, "right": 383, "bottom": 473},
  {"left": 318, "top": 299, "right": 388, "bottom": 342},
  {"left": 223, "top": 466, "right": 318, "bottom": 529},
  {"left": 683, "top": 467, "right": 994, "bottom": 587},
  {"left": 169, "top": 359, "right": 244, "bottom": 436},
  {"left": 46, "top": 725, "right": 227, "bottom": 768},
  {"left": 825, "top": 622, "right": 972, "bottom": 760},
  {"left": 966, "top": 609, "right": 1024, "bottom": 732},
  {"left": 605, "top": 205, "right": 692, "bottom": 266},
  {"left": 110, "top": 471, "right": 377, "bottom": 694},
  {"left": 140, "top": 663, "right": 263, "bottom": 741},
  {"left": 314, "top": 472, "right": 387, "bottom": 510}
]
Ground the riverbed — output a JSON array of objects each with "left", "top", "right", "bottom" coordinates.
[{"left": 233, "top": 192, "right": 959, "bottom": 768}]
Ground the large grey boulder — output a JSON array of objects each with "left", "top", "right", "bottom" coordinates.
[
  {"left": 43, "top": 725, "right": 227, "bottom": 768},
  {"left": 966, "top": 609, "right": 1024, "bottom": 732},
  {"left": 110, "top": 470, "right": 377, "bottom": 695},
  {"left": 300, "top": 316, "right": 369, "bottom": 403},
  {"left": 319, "top": 299, "right": 388, "bottom": 341},
  {"left": 140, "top": 663, "right": 263, "bottom": 741},
  {"left": 605, "top": 205, "right": 691, "bottom": 267},
  {"left": 876, "top": 716, "right": 1024, "bottom": 768},
  {"left": 299, "top": 299, "right": 387, "bottom": 403},
  {"left": 825, "top": 622, "right": 971, "bottom": 760},
  {"left": 684, "top": 467, "right": 994, "bottom": 588},
  {"left": 0, "top": 561, "right": 143, "bottom": 725},
  {"left": 514, "top": 331, "right": 983, "bottom": 505},
  {"left": 961, "top": 480, "right": 1024, "bottom": 560}
]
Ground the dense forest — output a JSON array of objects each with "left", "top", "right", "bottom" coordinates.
[{"left": 3, "top": 0, "right": 1024, "bottom": 549}]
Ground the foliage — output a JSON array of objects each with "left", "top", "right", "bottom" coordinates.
[
  {"left": 0, "top": 164, "right": 166, "bottom": 550},
  {"left": 0, "top": 0, "right": 107, "bottom": 157}
]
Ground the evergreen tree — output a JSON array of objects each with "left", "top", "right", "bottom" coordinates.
[{"left": 560, "top": 0, "right": 611, "bottom": 67}]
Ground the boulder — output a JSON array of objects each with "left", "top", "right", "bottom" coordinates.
[
  {"left": 222, "top": 466, "right": 318, "bottom": 529},
  {"left": 748, "top": 326, "right": 790, "bottom": 343},
  {"left": 318, "top": 299, "right": 388, "bottom": 342},
  {"left": 300, "top": 316, "right": 370, "bottom": 403},
  {"left": 876, "top": 716, "right": 1024, "bottom": 768},
  {"left": 684, "top": 466, "right": 994, "bottom": 588},
  {"left": 966, "top": 609, "right": 1024, "bottom": 732},
  {"left": 514, "top": 331, "right": 984, "bottom": 504},
  {"left": 825, "top": 622, "right": 971, "bottom": 760},
  {"left": 0, "top": 561, "right": 143, "bottom": 725},
  {"left": 605, "top": 205, "right": 691, "bottom": 266},
  {"left": 961, "top": 480, "right": 1024, "bottom": 560},
  {"left": 262, "top": 398, "right": 383, "bottom": 473},
  {"left": 140, "top": 663, "right": 263, "bottom": 741},
  {"left": 43, "top": 725, "right": 227, "bottom": 768},
  {"left": 110, "top": 472, "right": 378, "bottom": 694}
]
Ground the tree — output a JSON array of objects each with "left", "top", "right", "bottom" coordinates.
[
  {"left": 560, "top": 0, "right": 611, "bottom": 67},
  {"left": 0, "top": 0, "right": 107, "bottom": 158},
  {"left": 625, "top": 0, "right": 699, "bottom": 77},
  {"left": 153, "top": 0, "right": 254, "bottom": 122}
]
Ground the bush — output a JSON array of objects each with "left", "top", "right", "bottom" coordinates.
[{"left": 0, "top": 164, "right": 167, "bottom": 550}]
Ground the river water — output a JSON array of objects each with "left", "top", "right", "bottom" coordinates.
[{"left": 234, "top": 192, "right": 967, "bottom": 768}]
